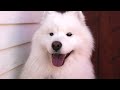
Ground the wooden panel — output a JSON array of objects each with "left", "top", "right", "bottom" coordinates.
[
  {"left": 110, "top": 11, "right": 120, "bottom": 28},
  {"left": 112, "top": 57, "right": 120, "bottom": 79},
  {"left": 83, "top": 11, "right": 99, "bottom": 78},
  {"left": 110, "top": 12, "right": 120, "bottom": 79},
  {"left": 99, "top": 12, "right": 114, "bottom": 79},
  {"left": 113, "top": 31, "right": 120, "bottom": 58},
  {"left": 110, "top": 12, "right": 120, "bottom": 58},
  {"left": 83, "top": 11, "right": 120, "bottom": 79}
]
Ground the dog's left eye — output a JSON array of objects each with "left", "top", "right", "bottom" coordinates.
[
  {"left": 49, "top": 33, "right": 54, "bottom": 36},
  {"left": 66, "top": 32, "right": 73, "bottom": 37}
]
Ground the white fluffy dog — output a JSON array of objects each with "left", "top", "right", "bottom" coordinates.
[{"left": 20, "top": 11, "right": 95, "bottom": 79}]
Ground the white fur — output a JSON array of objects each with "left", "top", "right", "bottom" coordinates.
[{"left": 20, "top": 11, "right": 95, "bottom": 79}]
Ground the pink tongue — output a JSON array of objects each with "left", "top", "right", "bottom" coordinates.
[{"left": 52, "top": 54, "right": 65, "bottom": 67}]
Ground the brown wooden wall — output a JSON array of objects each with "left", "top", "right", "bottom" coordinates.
[{"left": 83, "top": 11, "right": 120, "bottom": 79}]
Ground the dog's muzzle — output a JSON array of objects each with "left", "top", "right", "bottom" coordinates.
[{"left": 51, "top": 41, "right": 73, "bottom": 67}]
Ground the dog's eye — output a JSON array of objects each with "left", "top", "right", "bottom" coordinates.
[
  {"left": 66, "top": 32, "right": 72, "bottom": 37},
  {"left": 49, "top": 33, "right": 54, "bottom": 36}
]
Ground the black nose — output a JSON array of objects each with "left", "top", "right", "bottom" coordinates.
[{"left": 52, "top": 41, "right": 62, "bottom": 52}]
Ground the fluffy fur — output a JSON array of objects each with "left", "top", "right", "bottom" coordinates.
[{"left": 20, "top": 11, "right": 95, "bottom": 79}]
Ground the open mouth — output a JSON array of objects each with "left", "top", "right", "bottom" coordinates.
[{"left": 51, "top": 51, "right": 73, "bottom": 67}]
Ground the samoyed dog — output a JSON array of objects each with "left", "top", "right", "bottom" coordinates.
[{"left": 20, "top": 11, "right": 95, "bottom": 79}]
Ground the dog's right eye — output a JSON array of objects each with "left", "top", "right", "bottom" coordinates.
[
  {"left": 49, "top": 33, "right": 54, "bottom": 36},
  {"left": 66, "top": 32, "right": 73, "bottom": 37}
]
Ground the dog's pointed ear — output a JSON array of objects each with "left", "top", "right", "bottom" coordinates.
[
  {"left": 39, "top": 11, "right": 48, "bottom": 24},
  {"left": 40, "top": 11, "right": 57, "bottom": 22},
  {"left": 68, "top": 11, "right": 86, "bottom": 24},
  {"left": 39, "top": 11, "right": 54, "bottom": 25},
  {"left": 78, "top": 11, "right": 85, "bottom": 22}
]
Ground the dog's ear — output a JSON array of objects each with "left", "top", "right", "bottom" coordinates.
[
  {"left": 77, "top": 11, "right": 85, "bottom": 22},
  {"left": 39, "top": 11, "right": 57, "bottom": 25},
  {"left": 40, "top": 11, "right": 49, "bottom": 20},
  {"left": 40, "top": 11, "right": 58, "bottom": 21},
  {"left": 68, "top": 11, "right": 86, "bottom": 24}
]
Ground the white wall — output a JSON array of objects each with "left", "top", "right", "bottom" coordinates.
[
  {"left": 0, "top": 11, "right": 42, "bottom": 79},
  {"left": 0, "top": 11, "right": 42, "bottom": 24}
]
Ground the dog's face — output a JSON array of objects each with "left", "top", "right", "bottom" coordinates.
[{"left": 33, "top": 11, "right": 94, "bottom": 67}]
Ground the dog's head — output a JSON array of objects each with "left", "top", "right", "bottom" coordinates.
[{"left": 33, "top": 11, "right": 94, "bottom": 67}]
